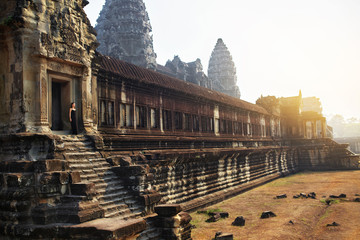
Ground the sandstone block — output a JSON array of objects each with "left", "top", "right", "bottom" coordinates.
[
  {"left": 70, "top": 171, "right": 81, "bottom": 183},
  {"left": 112, "top": 165, "right": 145, "bottom": 177},
  {"left": 155, "top": 204, "right": 182, "bottom": 217},
  {"left": 70, "top": 183, "right": 96, "bottom": 196},
  {"left": 260, "top": 211, "right": 277, "bottom": 219},
  {"left": 214, "top": 231, "right": 233, "bottom": 240},
  {"left": 232, "top": 216, "right": 245, "bottom": 226}
]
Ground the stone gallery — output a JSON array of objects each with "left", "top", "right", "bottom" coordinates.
[{"left": 0, "top": 0, "right": 359, "bottom": 239}]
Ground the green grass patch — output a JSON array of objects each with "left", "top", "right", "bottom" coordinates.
[
  {"left": 320, "top": 199, "right": 340, "bottom": 205},
  {"left": 196, "top": 208, "right": 224, "bottom": 215}
]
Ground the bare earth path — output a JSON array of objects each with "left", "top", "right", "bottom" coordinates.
[{"left": 190, "top": 171, "right": 360, "bottom": 240}]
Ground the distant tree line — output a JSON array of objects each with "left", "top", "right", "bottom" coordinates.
[{"left": 328, "top": 114, "right": 360, "bottom": 138}]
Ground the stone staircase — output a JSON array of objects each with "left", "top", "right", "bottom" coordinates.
[{"left": 57, "top": 135, "right": 143, "bottom": 220}]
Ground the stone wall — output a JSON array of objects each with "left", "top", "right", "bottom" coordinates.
[
  {"left": 335, "top": 137, "right": 360, "bottom": 154},
  {"left": 294, "top": 138, "right": 360, "bottom": 170},
  {"left": 0, "top": 133, "right": 359, "bottom": 239}
]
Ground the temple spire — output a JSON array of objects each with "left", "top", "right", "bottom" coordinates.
[
  {"left": 208, "top": 38, "right": 240, "bottom": 98},
  {"left": 95, "top": 0, "right": 157, "bottom": 69}
]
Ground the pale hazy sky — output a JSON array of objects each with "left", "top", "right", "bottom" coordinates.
[{"left": 84, "top": 0, "right": 360, "bottom": 119}]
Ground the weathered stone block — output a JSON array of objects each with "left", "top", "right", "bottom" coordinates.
[
  {"left": 106, "top": 155, "right": 132, "bottom": 166},
  {"left": 38, "top": 172, "right": 68, "bottom": 185},
  {"left": 141, "top": 193, "right": 162, "bottom": 206},
  {"left": 232, "top": 216, "right": 245, "bottom": 226},
  {"left": 35, "top": 159, "right": 69, "bottom": 172},
  {"left": 214, "top": 231, "right": 233, "bottom": 240},
  {"left": 0, "top": 161, "right": 34, "bottom": 173},
  {"left": 178, "top": 212, "right": 192, "bottom": 225},
  {"left": 260, "top": 211, "right": 277, "bottom": 219},
  {"left": 70, "top": 171, "right": 81, "bottom": 183},
  {"left": 6, "top": 173, "right": 34, "bottom": 187},
  {"left": 155, "top": 204, "right": 182, "bottom": 217},
  {"left": 112, "top": 165, "right": 145, "bottom": 177},
  {"left": 70, "top": 183, "right": 96, "bottom": 196},
  {"left": 32, "top": 204, "right": 57, "bottom": 224}
]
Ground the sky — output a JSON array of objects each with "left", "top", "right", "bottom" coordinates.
[{"left": 84, "top": 0, "right": 360, "bottom": 120}]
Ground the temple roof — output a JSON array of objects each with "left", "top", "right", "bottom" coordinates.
[{"left": 98, "top": 55, "right": 268, "bottom": 115}]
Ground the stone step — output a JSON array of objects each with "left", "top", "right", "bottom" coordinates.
[
  {"left": 98, "top": 191, "right": 130, "bottom": 203},
  {"left": 100, "top": 203, "right": 128, "bottom": 213},
  {"left": 63, "top": 141, "right": 93, "bottom": 148},
  {"left": 59, "top": 135, "right": 88, "bottom": 142},
  {"left": 64, "top": 152, "right": 100, "bottom": 160},
  {"left": 104, "top": 208, "right": 132, "bottom": 219}
]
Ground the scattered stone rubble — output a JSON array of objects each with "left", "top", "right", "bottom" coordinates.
[
  {"left": 213, "top": 232, "right": 234, "bottom": 240},
  {"left": 260, "top": 211, "right": 277, "bottom": 219},
  {"left": 276, "top": 194, "right": 287, "bottom": 199},
  {"left": 232, "top": 216, "right": 246, "bottom": 226},
  {"left": 329, "top": 193, "right": 347, "bottom": 198},
  {"left": 327, "top": 222, "right": 340, "bottom": 227}
]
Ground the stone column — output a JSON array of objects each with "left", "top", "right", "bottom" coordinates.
[
  {"left": 154, "top": 204, "right": 192, "bottom": 240},
  {"left": 82, "top": 65, "right": 93, "bottom": 133},
  {"left": 37, "top": 57, "right": 50, "bottom": 132}
]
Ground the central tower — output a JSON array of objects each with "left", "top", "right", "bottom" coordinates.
[
  {"left": 95, "top": 0, "right": 157, "bottom": 69},
  {"left": 208, "top": 38, "right": 240, "bottom": 98}
]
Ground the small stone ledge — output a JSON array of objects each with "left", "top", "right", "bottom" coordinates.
[
  {"left": 68, "top": 217, "right": 146, "bottom": 239},
  {"left": 0, "top": 218, "right": 146, "bottom": 239}
]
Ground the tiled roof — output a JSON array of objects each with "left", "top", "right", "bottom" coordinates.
[{"left": 98, "top": 55, "right": 269, "bottom": 115}]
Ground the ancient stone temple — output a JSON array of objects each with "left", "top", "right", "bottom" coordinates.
[
  {"left": 95, "top": 0, "right": 157, "bottom": 69},
  {"left": 208, "top": 38, "right": 241, "bottom": 98},
  {"left": 0, "top": 0, "right": 98, "bottom": 134},
  {"left": 0, "top": 1, "right": 359, "bottom": 239},
  {"left": 157, "top": 56, "right": 210, "bottom": 88}
]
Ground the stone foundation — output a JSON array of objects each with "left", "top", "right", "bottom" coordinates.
[{"left": 0, "top": 134, "right": 359, "bottom": 239}]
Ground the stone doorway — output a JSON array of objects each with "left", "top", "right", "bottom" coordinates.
[
  {"left": 50, "top": 78, "right": 72, "bottom": 131},
  {"left": 51, "top": 82, "right": 63, "bottom": 130}
]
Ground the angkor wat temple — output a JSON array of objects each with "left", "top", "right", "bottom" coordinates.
[
  {"left": 95, "top": 0, "right": 240, "bottom": 98},
  {"left": 0, "top": 0, "right": 358, "bottom": 239}
]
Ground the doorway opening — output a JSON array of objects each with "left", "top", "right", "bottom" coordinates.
[{"left": 51, "top": 79, "right": 71, "bottom": 131}]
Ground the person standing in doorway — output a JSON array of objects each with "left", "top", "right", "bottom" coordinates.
[{"left": 69, "top": 102, "right": 78, "bottom": 135}]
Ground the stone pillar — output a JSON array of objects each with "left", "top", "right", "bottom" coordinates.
[
  {"left": 82, "top": 66, "right": 94, "bottom": 133},
  {"left": 37, "top": 57, "right": 50, "bottom": 132},
  {"left": 154, "top": 204, "right": 192, "bottom": 240}
]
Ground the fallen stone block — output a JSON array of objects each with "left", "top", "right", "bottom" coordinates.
[
  {"left": 300, "top": 193, "right": 308, "bottom": 198},
  {"left": 206, "top": 213, "right": 221, "bottom": 222},
  {"left": 276, "top": 194, "right": 287, "bottom": 199},
  {"left": 326, "top": 222, "right": 340, "bottom": 227},
  {"left": 209, "top": 212, "right": 229, "bottom": 218},
  {"left": 214, "top": 231, "right": 233, "bottom": 240},
  {"left": 329, "top": 193, "right": 346, "bottom": 198},
  {"left": 308, "top": 192, "right": 316, "bottom": 199},
  {"left": 260, "top": 211, "right": 277, "bottom": 219},
  {"left": 232, "top": 216, "right": 245, "bottom": 226}
]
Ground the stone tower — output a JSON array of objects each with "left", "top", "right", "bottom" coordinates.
[
  {"left": 95, "top": 0, "right": 157, "bottom": 69},
  {"left": 208, "top": 38, "right": 240, "bottom": 98}
]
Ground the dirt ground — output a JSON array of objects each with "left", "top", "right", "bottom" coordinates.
[{"left": 190, "top": 171, "right": 360, "bottom": 240}]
